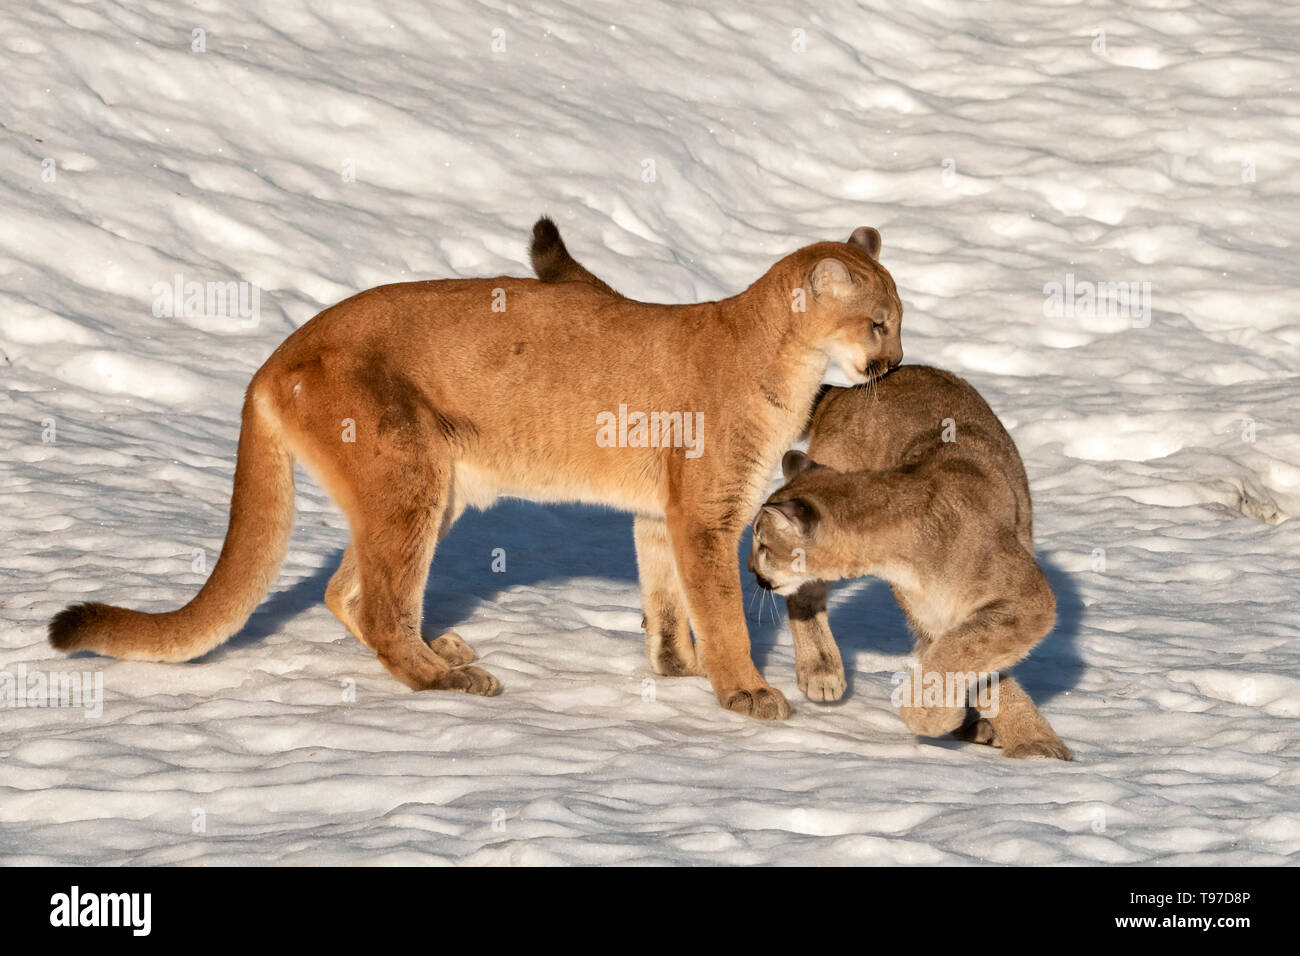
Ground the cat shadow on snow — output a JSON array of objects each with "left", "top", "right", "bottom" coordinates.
[{"left": 230, "top": 500, "right": 1085, "bottom": 706}]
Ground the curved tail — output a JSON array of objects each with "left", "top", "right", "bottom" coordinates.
[
  {"left": 529, "top": 216, "right": 623, "bottom": 297},
  {"left": 49, "top": 386, "right": 295, "bottom": 662}
]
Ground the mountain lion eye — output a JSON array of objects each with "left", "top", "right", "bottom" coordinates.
[{"left": 872, "top": 320, "right": 886, "bottom": 331}]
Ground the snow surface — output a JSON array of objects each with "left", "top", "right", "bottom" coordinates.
[{"left": 2, "top": 0, "right": 1299, "bottom": 864}]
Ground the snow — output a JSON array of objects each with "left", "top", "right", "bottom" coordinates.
[{"left": 2, "top": 0, "right": 1298, "bottom": 864}]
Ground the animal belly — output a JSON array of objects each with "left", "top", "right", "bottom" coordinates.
[{"left": 452, "top": 451, "right": 663, "bottom": 515}]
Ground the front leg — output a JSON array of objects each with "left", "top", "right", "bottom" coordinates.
[
  {"left": 634, "top": 515, "right": 703, "bottom": 677},
  {"left": 786, "top": 581, "right": 845, "bottom": 701},
  {"left": 666, "top": 512, "right": 789, "bottom": 720}
]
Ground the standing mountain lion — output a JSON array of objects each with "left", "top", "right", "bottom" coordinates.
[
  {"left": 50, "top": 218, "right": 903, "bottom": 720},
  {"left": 530, "top": 221, "right": 1069, "bottom": 757}
]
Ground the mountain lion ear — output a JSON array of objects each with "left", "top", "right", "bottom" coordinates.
[
  {"left": 762, "top": 498, "right": 819, "bottom": 536},
  {"left": 847, "top": 226, "right": 882, "bottom": 259},
  {"left": 781, "top": 450, "right": 819, "bottom": 481},
  {"left": 809, "top": 257, "right": 855, "bottom": 300}
]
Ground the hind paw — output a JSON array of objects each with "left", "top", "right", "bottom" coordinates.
[
  {"left": 432, "top": 665, "right": 500, "bottom": 697},
  {"left": 953, "top": 717, "right": 1001, "bottom": 747},
  {"left": 427, "top": 631, "right": 476, "bottom": 666},
  {"left": 1004, "top": 736, "right": 1073, "bottom": 761},
  {"left": 653, "top": 647, "right": 705, "bottom": 677},
  {"left": 899, "top": 702, "right": 966, "bottom": 737}
]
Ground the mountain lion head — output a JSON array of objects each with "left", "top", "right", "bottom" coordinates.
[
  {"left": 748, "top": 450, "right": 849, "bottom": 595},
  {"left": 802, "top": 226, "right": 903, "bottom": 385}
]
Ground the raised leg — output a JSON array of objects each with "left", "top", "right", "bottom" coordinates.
[
  {"left": 634, "top": 515, "right": 703, "bottom": 677},
  {"left": 899, "top": 548, "right": 1057, "bottom": 742},
  {"left": 786, "top": 581, "right": 845, "bottom": 701}
]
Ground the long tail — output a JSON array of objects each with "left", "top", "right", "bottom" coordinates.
[
  {"left": 48, "top": 385, "right": 295, "bottom": 662},
  {"left": 529, "top": 216, "right": 623, "bottom": 297}
]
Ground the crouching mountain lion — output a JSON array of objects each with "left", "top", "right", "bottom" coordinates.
[
  {"left": 530, "top": 222, "right": 1069, "bottom": 757},
  {"left": 752, "top": 377, "right": 1072, "bottom": 758},
  {"left": 49, "top": 218, "right": 902, "bottom": 720}
]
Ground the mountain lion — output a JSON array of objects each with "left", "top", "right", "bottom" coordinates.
[
  {"left": 754, "top": 388, "right": 1072, "bottom": 759},
  {"left": 49, "top": 218, "right": 903, "bottom": 720},
  {"left": 530, "top": 220, "right": 1069, "bottom": 757}
]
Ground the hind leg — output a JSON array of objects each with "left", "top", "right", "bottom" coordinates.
[
  {"left": 325, "top": 544, "right": 364, "bottom": 643},
  {"left": 954, "top": 675, "right": 1072, "bottom": 760},
  {"left": 324, "top": 541, "right": 476, "bottom": 665},
  {"left": 901, "top": 549, "right": 1058, "bottom": 742},
  {"left": 344, "top": 455, "right": 496, "bottom": 695},
  {"left": 899, "top": 606, "right": 1019, "bottom": 739},
  {"left": 901, "top": 601, "right": 1044, "bottom": 738},
  {"left": 635, "top": 516, "right": 703, "bottom": 677},
  {"left": 326, "top": 473, "right": 480, "bottom": 666},
  {"left": 425, "top": 484, "right": 478, "bottom": 664}
]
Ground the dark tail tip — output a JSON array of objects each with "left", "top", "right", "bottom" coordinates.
[
  {"left": 48, "top": 601, "right": 109, "bottom": 652},
  {"left": 527, "top": 216, "right": 623, "bottom": 298},
  {"left": 532, "top": 215, "right": 561, "bottom": 248},
  {"left": 529, "top": 215, "right": 573, "bottom": 282}
]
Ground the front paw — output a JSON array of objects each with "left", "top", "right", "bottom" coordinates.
[
  {"left": 899, "top": 702, "right": 966, "bottom": 737},
  {"left": 798, "top": 664, "right": 846, "bottom": 702},
  {"left": 721, "top": 685, "right": 791, "bottom": 720}
]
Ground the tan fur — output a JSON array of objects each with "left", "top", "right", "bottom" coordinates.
[
  {"left": 751, "top": 370, "right": 1072, "bottom": 758},
  {"left": 528, "top": 220, "right": 902, "bottom": 686},
  {"left": 48, "top": 391, "right": 295, "bottom": 664},
  {"left": 529, "top": 228, "right": 1067, "bottom": 756},
  {"left": 49, "top": 218, "right": 903, "bottom": 720}
]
